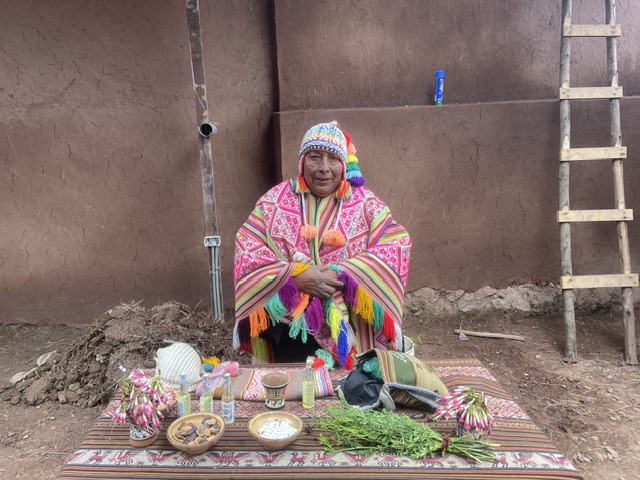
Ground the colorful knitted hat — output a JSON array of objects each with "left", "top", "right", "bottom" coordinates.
[{"left": 295, "top": 121, "right": 365, "bottom": 198}]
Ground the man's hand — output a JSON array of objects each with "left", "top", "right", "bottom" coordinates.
[{"left": 294, "top": 265, "right": 343, "bottom": 298}]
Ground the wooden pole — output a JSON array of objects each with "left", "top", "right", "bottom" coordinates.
[
  {"left": 185, "top": 0, "right": 224, "bottom": 319},
  {"left": 559, "top": 0, "right": 577, "bottom": 362},
  {"left": 606, "top": 0, "right": 637, "bottom": 365}
]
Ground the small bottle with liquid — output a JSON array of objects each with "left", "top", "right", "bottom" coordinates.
[
  {"left": 302, "top": 357, "right": 315, "bottom": 409},
  {"left": 199, "top": 373, "right": 213, "bottom": 413},
  {"left": 221, "top": 373, "right": 235, "bottom": 424},
  {"left": 177, "top": 372, "right": 192, "bottom": 417}
]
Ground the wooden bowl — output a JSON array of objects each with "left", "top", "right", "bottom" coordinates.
[
  {"left": 167, "top": 413, "right": 225, "bottom": 454},
  {"left": 158, "top": 393, "right": 177, "bottom": 415},
  {"left": 247, "top": 411, "right": 303, "bottom": 450}
]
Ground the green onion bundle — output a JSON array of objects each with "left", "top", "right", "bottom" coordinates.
[{"left": 313, "top": 404, "right": 497, "bottom": 462}]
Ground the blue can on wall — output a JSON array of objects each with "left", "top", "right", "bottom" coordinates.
[{"left": 434, "top": 70, "right": 445, "bottom": 105}]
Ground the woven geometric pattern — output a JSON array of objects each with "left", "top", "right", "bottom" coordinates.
[{"left": 58, "top": 359, "right": 583, "bottom": 480}]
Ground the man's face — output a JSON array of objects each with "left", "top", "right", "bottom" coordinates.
[{"left": 303, "top": 150, "right": 343, "bottom": 197}]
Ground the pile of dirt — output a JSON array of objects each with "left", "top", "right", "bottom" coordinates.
[{"left": 0, "top": 302, "right": 246, "bottom": 408}]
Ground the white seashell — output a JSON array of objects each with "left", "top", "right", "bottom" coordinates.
[{"left": 155, "top": 343, "right": 201, "bottom": 391}]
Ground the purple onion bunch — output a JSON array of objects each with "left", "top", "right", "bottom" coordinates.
[
  {"left": 434, "top": 386, "right": 496, "bottom": 435},
  {"left": 113, "top": 369, "right": 176, "bottom": 428}
]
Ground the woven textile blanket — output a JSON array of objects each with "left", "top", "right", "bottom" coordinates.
[
  {"left": 57, "top": 358, "right": 584, "bottom": 480},
  {"left": 196, "top": 366, "right": 334, "bottom": 400},
  {"left": 214, "top": 366, "right": 334, "bottom": 400}
]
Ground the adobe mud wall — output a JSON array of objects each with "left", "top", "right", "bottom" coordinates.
[
  {"left": 2, "top": 0, "right": 640, "bottom": 324},
  {"left": 1, "top": 0, "right": 276, "bottom": 323},
  {"left": 275, "top": 99, "right": 640, "bottom": 291},
  {"left": 274, "top": 0, "right": 640, "bottom": 292}
]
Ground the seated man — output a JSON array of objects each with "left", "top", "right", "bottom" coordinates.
[{"left": 233, "top": 121, "right": 411, "bottom": 367}]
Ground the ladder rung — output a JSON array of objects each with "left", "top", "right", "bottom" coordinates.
[
  {"left": 560, "top": 146, "right": 627, "bottom": 161},
  {"left": 557, "top": 209, "right": 633, "bottom": 222},
  {"left": 563, "top": 24, "right": 621, "bottom": 37},
  {"left": 559, "top": 86, "right": 623, "bottom": 99},
  {"left": 561, "top": 274, "right": 639, "bottom": 289}
]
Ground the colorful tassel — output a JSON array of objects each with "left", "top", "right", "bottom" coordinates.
[
  {"left": 312, "top": 356, "right": 326, "bottom": 369},
  {"left": 345, "top": 152, "right": 364, "bottom": 187},
  {"left": 355, "top": 286, "right": 374, "bottom": 322},
  {"left": 373, "top": 301, "right": 385, "bottom": 330},
  {"left": 288, "top": 316, "right": 301, "bottom": 339},
  {"left": 346, "top": 323, "right": 357, "bottom": 348},
  {"left": 291, "top": 293, "right": 310, "bottom": 321},
  {"left": 279, "top": 276, "right": 301, "bottom": 311},
  {"left": 346, "top": 161, "right": 360, "bottom": 174},
  {"left": 338, "top": 270, "right": 358, "bottom": 306},
  {"left": 251, "top": 337, "right": 271, "bottom": 363},
  {"left": 337, "top": 327, "right": 349, "bottom": 366},
  {"left": 315, "top": 348, "right": 335, "bottom": 370},
  {"left": 346, "top": 161, "right": 364, "bottom": 186},
  {"left": 294, "top": 177, "right": 310, "bottom": 194},
  {"left": 264, "top": 294, "right": 287, "bottom": 325},
  {"left": 288, "top": 313, "right": 309, "bottom": 344},
  {"left": 383, "top": 311, "right": 397, "bottom": 342},
  {"left": 249, "top": 307, "right": 269, "bottom": 337},
  {"left": 300, "top": 224, "right": 319, "bottom": 241},
  {"left": 306, "top": 296, "right": 325, "bottom": 334},
  {"left": 322, "top": 229, "right": 346, "bottom": 247},
  {"left": 344, "top": 352, "right": 355, "bottom": 370},
  {"left": 336, "top": 180, "right": 351, "bottom": 199},
  {"left": 299, "top": 314, "right": 309, "bottom": 343},
  {"left": 348, "top": 175, "right": 365, "bottom": 188},
  {"left": 292, "top": 262, "right": 310, "bottom": 276},
  {"left": 326, "top": 300, "right": 343, "bottom": 343}
]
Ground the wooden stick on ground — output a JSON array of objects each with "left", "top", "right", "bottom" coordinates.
[{"left": 454, "top": 329, "right": 525, "bottom": 342}]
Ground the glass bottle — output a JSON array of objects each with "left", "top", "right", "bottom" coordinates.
[
  {"left": 200, "top": 373, "right": 213, "bottom": 413},
  {"left": 221, "top": 373, "right": 235, "bottom": 424},
  {"left": 302, "top": 357, "right": 315, "bottom": 409},
  {"left": 177, "top": 372, "right": 191, "bottom": 417}
]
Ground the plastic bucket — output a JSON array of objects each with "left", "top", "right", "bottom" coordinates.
[{"left": 402, "top": 335, "right": 414, "bottom": 356}]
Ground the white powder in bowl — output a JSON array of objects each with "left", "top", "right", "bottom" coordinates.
[{"left": 258, "top": 419, "right": 298, "bottom": 439}]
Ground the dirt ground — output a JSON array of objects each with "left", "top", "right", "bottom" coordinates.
[{"left": 1, "top": 306, "right": 640, "bottom": 480}]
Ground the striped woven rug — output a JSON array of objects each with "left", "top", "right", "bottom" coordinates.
[{"left": 57, "top": 358, "right": 584, "bottom": 479}]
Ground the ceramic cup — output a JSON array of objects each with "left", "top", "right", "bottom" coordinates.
[{"left": 260, "top": 372, "right": 290, "bottom": 409}]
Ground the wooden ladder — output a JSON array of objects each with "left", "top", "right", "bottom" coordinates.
[{"left": 559, "top": 0, "right": 638, "bottom": 365}]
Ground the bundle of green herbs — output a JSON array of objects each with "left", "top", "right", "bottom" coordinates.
[{"left": 313, "top": 404, "right": 497, "bottom": 462}]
